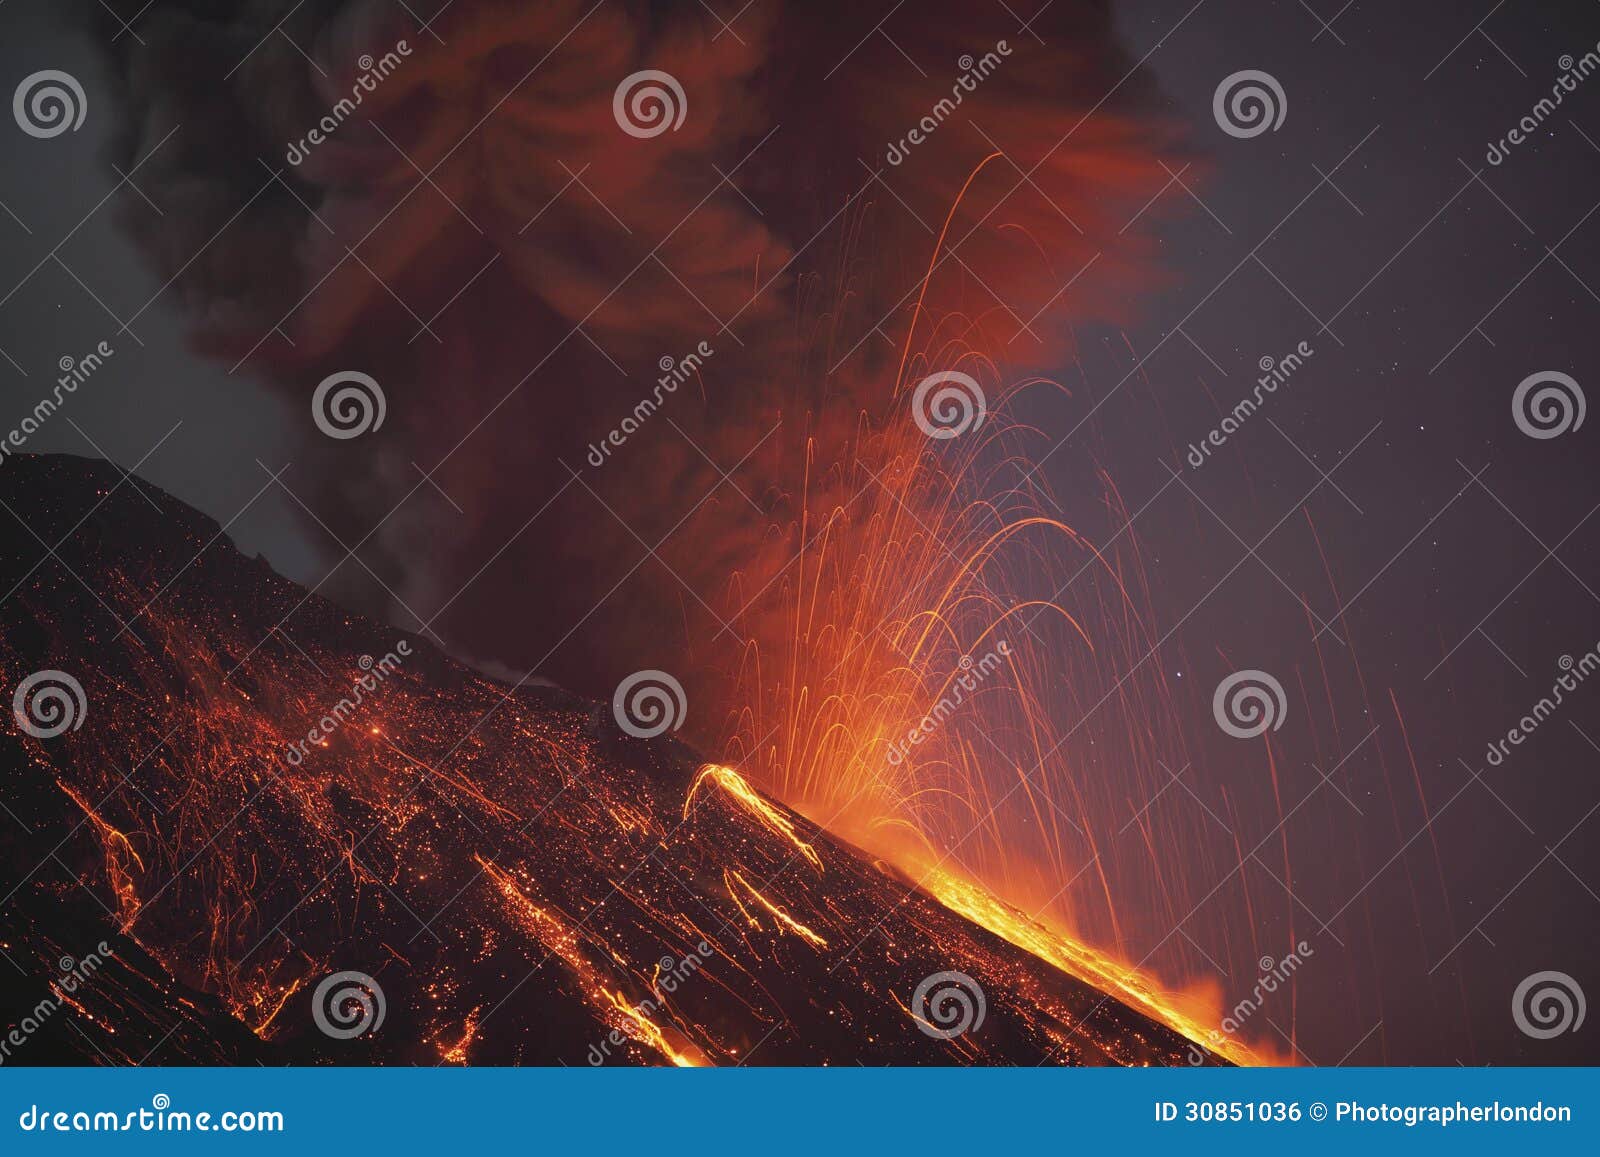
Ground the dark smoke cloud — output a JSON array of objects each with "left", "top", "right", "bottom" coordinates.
[{"left": 91, "top": 0, "right": 1187, "bottom": 708}]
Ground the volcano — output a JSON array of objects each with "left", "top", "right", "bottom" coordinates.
[{"left": 0, "top": 453, "right": 1220, "bottom": 1066}]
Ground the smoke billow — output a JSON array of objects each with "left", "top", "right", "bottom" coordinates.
[{"left": 93, "top": 0, "right": 1186, "bottom": 718}]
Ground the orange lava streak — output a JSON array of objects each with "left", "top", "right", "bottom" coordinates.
[
  {"left": 390, "top": 745, "right": 521, "bottom": 824},
  {"left": 600, "top": 990, "right": 708, "bottom": 1067},
  {"left": 440, "top": 1006, "right": 480, "bottom": 1065},
  {"left": 477, "top": 855, "right": 711, "bottom": 1066},
  {"left": 893, "top": 151, "right": 1006, "bottom": 396},
  {"left": 476, "top": 856, "right": 592, "bottom": 977},
  {"left": 239, "top": 973, "right": 307, "bottom": 1039},
  {"left": 686, "top": 763, "right": 822, "bottom": 873},
  {"left": 58, "top": 783, "right": 143, "bottom": 927},
  {"left": 914, "top": 863, "right": 1263, "bottom": 1066},
  {"left": 723, "top": 868, "right": 829, "bottom": 949}
]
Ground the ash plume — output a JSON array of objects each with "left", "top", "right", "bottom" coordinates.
[{"left": 89, "top": 0, "right": 1186, "bottom": 714}]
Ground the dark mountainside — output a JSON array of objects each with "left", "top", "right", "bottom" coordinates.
[{"left": 0, "top": 453, "right": 1218, "bottom": 1066}]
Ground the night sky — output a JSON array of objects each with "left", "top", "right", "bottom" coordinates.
[{"left": 2, "top": 0, "right": 1597, "bottom": 1065}]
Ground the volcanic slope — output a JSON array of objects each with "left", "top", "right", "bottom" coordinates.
[{"left": 0, "top": 453, "right": 1220, "bottom": 1066}]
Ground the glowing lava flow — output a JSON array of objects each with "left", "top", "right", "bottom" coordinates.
[
  {"left": 912, "top": 864, "right": 1263, "bottom": 1066},
  {"left": 476, "top": 855, "right": 711, "bottom": 1067},
  {"left": 687, "top": 763, "right": 822, "bottom": 873}
]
